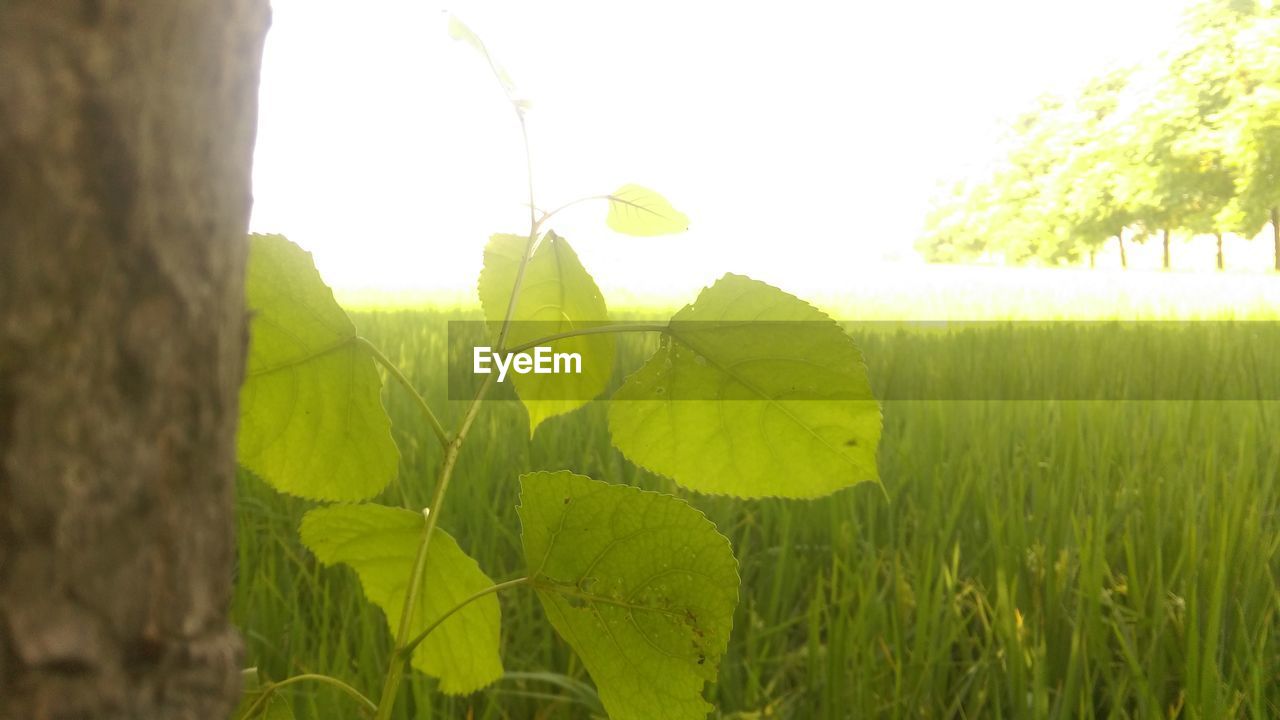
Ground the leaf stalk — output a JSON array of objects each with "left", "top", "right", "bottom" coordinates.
[
  {"left": 358, "top": 336, "right": 450, "bottom": 448},
  {"left": 241, "top": 673, "right": 378, "bottom": 719},
  {"left": 402, "top": 576, "right": 530, "bottom": 655}
]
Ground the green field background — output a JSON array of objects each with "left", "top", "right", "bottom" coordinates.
[{"left": 233, "top": 297, "right": 1280, "bottom": 719}]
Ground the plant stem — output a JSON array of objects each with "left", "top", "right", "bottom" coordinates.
[
  {"left": 403, "top": 577, "right": 530, "bottom": 655},
  {"left": 373, "top": 508, "right": 435, "bottom": 720},
  {"left": 495, "top": 115, "right": 541, "bottom": 355},
  {"left": 357, "top": 336, "right": 450, "bottom": 448},
  {"left": 242, "top": 673, "right": 378, "bottom": 719},
  {"left": 537, "top": 194, "right": 609, "bottom": 227},
  {"left": 371, "top": 369, "right": 497, "bottom": 720},
  {"left": 373, "top": 57, "right": 540, "bottom": 720},
  {"left": 505, "top": 322, "right": 669, "bottom": 355}
]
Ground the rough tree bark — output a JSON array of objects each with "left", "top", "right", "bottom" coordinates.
[
  {"left": 1161, "top": 228, "right": 1171, "bottom": 270},
  {"left": 1215, "top": 231, "right": 1224, "bottom": 270},
  {"left": 0, "top": 2, "right": 269, "bottom": 718}
]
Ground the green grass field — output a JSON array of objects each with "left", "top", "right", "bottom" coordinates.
[{"left": 234, "top": 270, "right": 1280, "bottom": 719}]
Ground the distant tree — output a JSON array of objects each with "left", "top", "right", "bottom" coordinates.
[
  {"left": 917, "top": 179, "right": 991, "bottom": 262},
  {"left": 998, "top": 96, "right": 1086, "bottom": 264},
  {"left": 1132, "top": 21, "right": 1238, "bottom": 271},
  {"left": 1215, "top": 16, "right": 1280, "bottom": 270},
  {"left": 1057, "top": 69, "right": 1145, "bottom": 268},
  {"left": 917, "top": 0, "right": 1280, "bottom": 271}
]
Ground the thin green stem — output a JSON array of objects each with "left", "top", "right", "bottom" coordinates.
[
  {"left": 496, "top": 115, "right": 541, "bottom": 354},
  {"left": 373, "top": 509, "right": 435, "bottom": 720},
  {"left": 496, "top": 230, "right": 537, "bottom": 354},
  {"left": 505, "top": 323, "right": 669, "bottom": 355},
  {"left": 403, "top": 577, "right": 530, "bottom": 655},
  {"left": 242, "top": 673, "right": 378, "bottom": 719},
  {"left": 520, "top": 113, "right": 537, "bottom": 233},
  {"left": 371, "top": 369, "right": 497, "bottom": 720},
  {"left": 373, "top": 44, "right": 541, "bottom": 720},
  {"left": 357, "top": 336, "right": 450, "bottom": 448}
]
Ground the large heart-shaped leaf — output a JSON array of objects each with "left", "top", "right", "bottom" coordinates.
[
  {"left": 608, "top": 273, "right": 881, "bottom": 498},
  {"left": 238, "top": 234, "right": 398, "bottom": 501},
  {"left": 300, "top": 504, "right": 502, "bottom": 694},
  {"left": 519, "top": 471, "right": 738, "bottom": 720},
  {"left": 605, "top": 184, "right": 690, "bottom": 236},
  {"left": 477, "top": 232, "right": 614, "bottom": 433}
]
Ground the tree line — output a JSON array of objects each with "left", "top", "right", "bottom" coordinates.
[{"left": 918, "top": 0, "right": 1280, "bottom": 271}]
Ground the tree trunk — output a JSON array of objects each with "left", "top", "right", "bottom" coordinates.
[
  {"left": 1272, "top": 207, "right": 1279, "bottom": 272},
  {"left": 1117, "top": 231, "right": 1127, "bottom": 269},
  {"left": 1216, "top": 231, "right": 1225, "bottom": 270},
  {"left": 0, "top": 3, "right": 269, "bottom": 719},
  {"left": 1089, "top": 248, "right": 1096, "bottom": 269},
  {"left": 1162, "top": 228, "right": 1171, "bottom": 270}
]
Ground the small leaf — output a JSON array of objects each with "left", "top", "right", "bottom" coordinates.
[
  {"left": 609, "top": 273, "right": 881, "bottom": 498},
  {"left": 477, "top": 232, "right": 614, "bottom": 434},
  {"left": 238, "top": 234, "right": 398, "bottom": 501},
  {"left": 518, "top": 471, "right": 739, "bottom": 720},
  {"left": 606, "top": 184, "right": 690, "bottom": 236},
  {"left": 300, "top": 504, "right": 502, "bottom": 694},
  {"left": 232, "top": 668, "right": 296, "bottom": 720},
  {"left": 447, "top": 14, "right": 518, "bottom": 95}
]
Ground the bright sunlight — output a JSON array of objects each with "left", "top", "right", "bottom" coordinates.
[{"left": 251, "top": 0, "right": 1199, "bottom": 306}]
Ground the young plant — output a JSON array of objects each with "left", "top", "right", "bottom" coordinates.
[{"left": 233, "top": 17, "right": 881, "bottom": 720}]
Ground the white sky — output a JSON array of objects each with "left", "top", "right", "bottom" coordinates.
[{"left": 250, "top": 0, "right": 1191, "bottom": 301}]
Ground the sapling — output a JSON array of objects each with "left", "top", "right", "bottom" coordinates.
[{"left": 232, "top": 15, "right": 881, "bottom": 720}]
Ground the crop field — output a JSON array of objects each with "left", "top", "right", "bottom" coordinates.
[{"left": 233, "top": 271, "right": 1280, "bottom": 719}]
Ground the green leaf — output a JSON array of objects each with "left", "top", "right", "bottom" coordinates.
[
  {"left": 518, "top": 471, "right": 738, "bottom": 720},
  {"left": 606, "top": 184, "right": 690, "bottom": 236},
  {"left": 299, "top": 504, "right": 502, "bottom": 694},
  {"left": 608, "top": 273, "right": 881, "bottom": 498},
  {"left": 447, "top": 14, "right": 518, "bottom": 96},
  {"left": 232, "top": 668, "right": 295, "bottom": 720},
  {"left": 477, "top": 231, "right": 614, "bottom": 434},
  {"left": 237, "top": 234, "right": 398, "bottom": 501}
]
